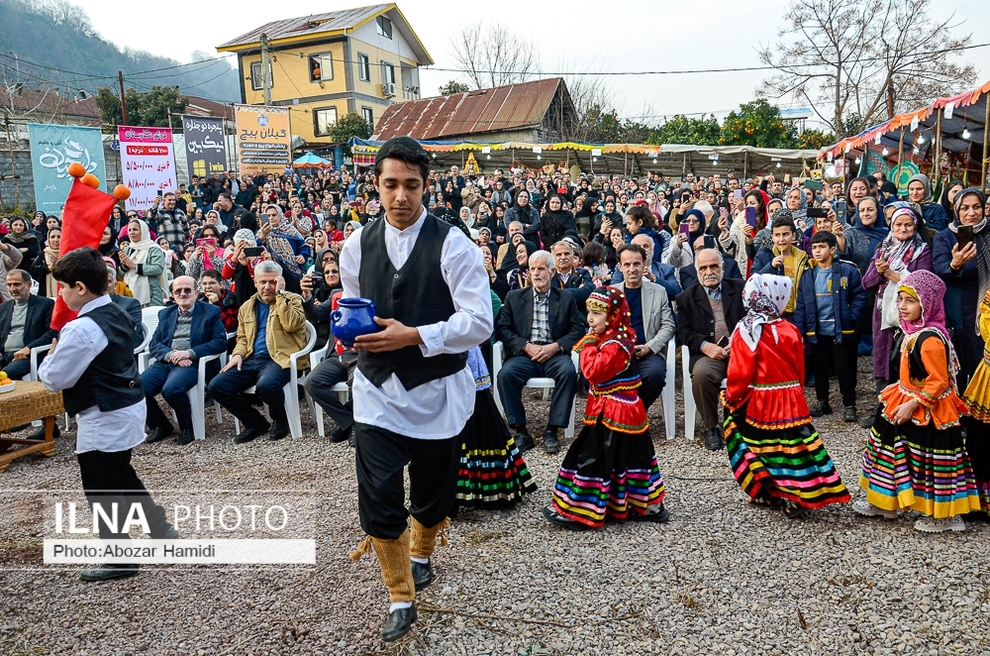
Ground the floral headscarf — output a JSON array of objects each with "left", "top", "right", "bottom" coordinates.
[
  {"left": 897, "top": 269, "right": 960, "bottom": 385},
  {"left": 880, "top": 206, "right": 927, "bottom": 272},
  {"left": 583, "top": 287, "right": 637, "bottom": 353},
  {"left": 736, "top": 273, "right": 792, "bottom": 352}
]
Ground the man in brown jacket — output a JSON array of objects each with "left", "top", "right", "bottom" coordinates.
[{"left": 208, "top": 260, "right": 307, "bottom": 442}]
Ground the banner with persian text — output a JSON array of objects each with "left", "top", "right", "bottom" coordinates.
[
  {"left": 118, "top": 126, "right": 176, "bottom": 211},
  {"left": 234, "top": 104, "right": 291, "bottom": 176},
  {"left": 180, "top": 115, "right": 228, "bottom": 182},
  {"left": 27, "top": 124, "right": 107, "bottom": 215}
]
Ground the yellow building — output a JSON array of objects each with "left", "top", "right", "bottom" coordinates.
[{"left": 216, "top": 3, "right": 432, "bottom": 144}]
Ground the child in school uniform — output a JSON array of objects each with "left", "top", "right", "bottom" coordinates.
[
  {"left": 39, "top": 247, "right": 178, "bottom": 581},
  {"left": 542, "top": 287, "right": 668, "bottom": 530}
]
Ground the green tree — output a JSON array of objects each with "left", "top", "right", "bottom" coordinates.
[
  {"left": 794, "top": 129, "right": 834, "bottom": 150},
  {"left": 720, "top": 99, "right": 797, "bottom": 148},
  {"left": 95, "top": 85, "right": 187, "bottom": 129},
  {"left": 646, "top": 114, "right": 721, "bottom": 146},
  {"left": 439, "top": 80, "right": 470, "bottom": 95},
  {"left": 325, "top": 113, "right": 373, "bottom": 154}
]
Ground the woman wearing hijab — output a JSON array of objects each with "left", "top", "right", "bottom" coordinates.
[
  {"left": 939, "top": 179, "right": 965, "bottom": 226},
  {"left": 665, "top": 208, "right": 705, "bottom": 273},
  {"left": 29, "top": 225, "right": 61, "bottom": 297},
  {"left": 258, "top": 204, "right": 310, "bottom": 293},
  {"left": 184, "top": 224, "right": 226, "bottom": 284},
  {"left": 857, "top": 270, "right": 979, "bottom": 532},
  {"left": 784, "top": 186, "right": 809, "bottom": 232},
  {"left": 119, "top": 219, "right": 167, "bottom": 307},
  {"left": 933, "top": 188, "right": 985, "bottom": 386},
  {"left": 907, "top": 173, "right": 948, "bottom": 232},
  {"left": 506, "top": 240, "right": 537, "bottom": 291},
  {"left": 1, "top": 216, "right": 40, "bottom": 272},
  {"left": 862, "top": 206, "right": 933, "bottom": 394},
  {"left": 848, "top": 196, "right": 888, "bottom": 273},
  {"left": 722, "top": 273, "right": 850, "bottom": 518},
  {"left": 98, "top": 225, "right": 120, "bottom": 267},
  {"left": 535, "top": 194, "right": 574, "bottom": 248}
]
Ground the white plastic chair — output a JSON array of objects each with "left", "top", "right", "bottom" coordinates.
[
  {"left": 491, "top": 341, "right": 576, "bottom": 439},
  {"left": 660, "top": 339, "right": 676, "bottom": 440},
  {"left": 682, "top": 344, "right": 727, "bottom": 441},
  {"left": 233, "top": 321, "right": 317, "bottom": 439},
  {"left": 303, "top": 340, "right": 332, "bottom": 437}
]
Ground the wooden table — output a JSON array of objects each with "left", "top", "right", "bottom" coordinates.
[{"left": 0, "top": 381, "right": 63, "bottom": 472}]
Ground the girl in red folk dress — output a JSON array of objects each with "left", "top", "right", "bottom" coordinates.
[
  {"left": 722, "top": 273, "right": 850, "bottom": 518},
  {"left": 542, "top": 287, "right": 668, "bottom": 530}
]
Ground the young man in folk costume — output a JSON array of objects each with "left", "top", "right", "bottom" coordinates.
[{"left": 340, "top": 137, "right": 493, "bottom": 641}]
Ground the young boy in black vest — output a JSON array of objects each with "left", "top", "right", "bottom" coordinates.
[{"left": 39, "top": 247, "right": 178, "bottom": 581}]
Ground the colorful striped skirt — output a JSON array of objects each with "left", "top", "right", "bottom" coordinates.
[
  {"left": 454, "top": 390, "right": 537, "bottom": 510},
  {"left": 861, "top": 415, "right": 980, "bottom": 518},
  {"left": 963, "top": 417, "right": 990, "bottom": 513},
  {"left": 550, "top": 417, "right": 665, "bottom": 529},
  {"left": 724, "top": 410, "right": 850, "bottom": 509}
]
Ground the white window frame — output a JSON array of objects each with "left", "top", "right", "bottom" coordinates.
[
  {"left": 358, "top": 53, "right": 370, "bottom": 82},
  {"left": 361, "top": 107, "right": 374, "bottom": 126},
  {"left": 309, "top": 53, "right": 334, "bottom": 82},
  {"left": 376, "top": 16, "right": 393, "bottom": 39},
  {"left": 314, "top": 107, "right": 338, "bottom": 137}
]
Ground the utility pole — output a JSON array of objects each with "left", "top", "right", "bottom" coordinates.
[
  {"left": 260, "top": 33, "right": 272, "bottom": 106},
  {"left": 117, "top": 70, "right": 128, "bottom": 124}
]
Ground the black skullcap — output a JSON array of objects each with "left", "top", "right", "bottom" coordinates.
[{"left": 375, "top": 136, "right": 426, "bottom": 164}]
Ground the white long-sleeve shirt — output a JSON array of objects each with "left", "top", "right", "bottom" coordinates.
[
  {"left": 339, "top": 207, "right": 493, "bottom": 439},
  {"left": 38, "top": 295, "right": 145, "bottom": 453}
]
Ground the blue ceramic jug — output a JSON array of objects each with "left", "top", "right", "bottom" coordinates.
[{"left": 331, "top": 297, "right": 380, "bottom": 347}]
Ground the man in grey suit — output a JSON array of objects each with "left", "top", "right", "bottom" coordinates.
[{"left": 611, "top": 243, "right": 675, "bottom": 411}]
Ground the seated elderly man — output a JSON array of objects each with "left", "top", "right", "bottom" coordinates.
[
  {"left": 679, "top": 235, "right": 744, "bottom": 290},
  {"left": 550, "top": 239, "right": 595, "bottom": 311},
  {"left": 1, "top": 269, "right": 56, "bottom": 381},
  {"left": 208, "top": 261, "right": 308, "bottom": 443},
  {"left": 675, "top": 248, "right": 746, "bottom": 450},
  {"left": 610, "top": 243, "right": 675, "bottom": 413},
  {"left": 495, "top": 249, "right": 585, "bottom": 454},
  {"left": 143, "top": 275, "right": 228, "bottom": 445}
]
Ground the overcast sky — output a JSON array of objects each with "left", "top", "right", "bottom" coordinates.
[{"left": 72, "top": 0, "right": 990, "bottom": 127}]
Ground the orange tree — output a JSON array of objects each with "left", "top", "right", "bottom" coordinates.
[{"left": 720, "top": 99, "right": 796, "bottom": 148}]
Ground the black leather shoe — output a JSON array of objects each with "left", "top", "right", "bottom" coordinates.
[
  {"left": 380, "top": 603, "right": 417, "bottom": 642},
  {"left": 145, "top": 424, "right": 175, "bottom": 444},
  {"left": 514, "top": 431, "right": 535, "bottom": 453},
  {"left": 843, "top": 406, "right": 858, "bottom": 423},
  {"left": 268, "top": 421, "right": 290, "bottom": 441},
  {"left": 411, "top": 559, "right": 433, "bottom": 591},
  {"left": 541, "top": 505, "right": 587, "bottom": 531},
  {"left": 704, "top": 428, "right": 723, "bottom": 451},
  {"left": 234, "top": 420, "right": 270, "bottom": 444},
  {"left": 809, "top": 402, "right": 832, "bottom": 417},
  {"left": 27, "top": 422, "right": 59, "bottom": 440},
  {"left": 79, "top": 563, "right": 139, "bottom": 582},
  {"left": 630, "top": 503, "right": 671, "bottom": 523},
  {"left": 543, "top": 428, "right": 560, "bottom": 454},
  {"left": 176, "top": 429, "right": 195, "bottom": 446},
  {"left": 329, "top": 425, "right": 352, "bottom": 443}
]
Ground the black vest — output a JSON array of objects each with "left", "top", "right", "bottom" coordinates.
[
  {"left": 61, "top": 302, "right": 144, "bottom": 417},
  {"left": 357, "top": 213, "right": 467, "bottom": 390}
]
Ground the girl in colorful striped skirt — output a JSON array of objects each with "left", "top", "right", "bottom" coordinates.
[
  {"left": 722, "top": 274, "right": 850, "bottom": 518},
  {"left": 542, "top": 287, "right": 668, "bottom": 530},
  {"left": 961, "top": 288, "right": 990, "bottom": 517},
  {"left": 453, "top": 346, "right": 537, "bottom": 512},
  {"left": 857, "top": 269, "right": 981, "bottom": 531}
]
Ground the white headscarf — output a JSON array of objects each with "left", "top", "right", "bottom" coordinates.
[
  {"left": 124, "top": 219, "right": 166, "bottom": 306},
  {"left": 735, "top": 273, "right": 792, "bottom": 352}
]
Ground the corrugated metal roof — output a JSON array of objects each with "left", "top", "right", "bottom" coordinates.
[
  {"left": 372, "top": 78, "right": 565, "bottom": 141},
  {"left": 217, "top": 4, "right": 391, "bottom": 49}
]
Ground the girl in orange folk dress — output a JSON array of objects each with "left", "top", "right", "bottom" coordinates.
[
  {"left": 857, "top": 269, "right": 980, "bottom": 532},
  {"left": 542, "top": 287, "right": 668, "bottom": 530},
  {"left": 722, "top": 274, "right": 850, "bottom": 518}
]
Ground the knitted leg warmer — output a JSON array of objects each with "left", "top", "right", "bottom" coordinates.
[
  {"left": 409, "top": 516, "right": 450, "bottom": 560},
  {"left": 350, "top": 529, "right": 415, "bottom": 604}
]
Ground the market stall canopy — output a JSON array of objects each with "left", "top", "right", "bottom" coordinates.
[
  {"left": 293, "top": 152, "right": 333, "bottom": 169},
  {"left": 350, "top": 138, "right": 819, "bottom": 178},
  {"left": 820, "top": 79, "right": 990, "bottom": 161}
]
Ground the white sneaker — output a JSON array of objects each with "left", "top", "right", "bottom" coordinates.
[
  {"left": 914, "top": 516, "right": 966, "bottom": 533},
  {"left": 852, "top": 499, "right": 899, "bottom": 519}
]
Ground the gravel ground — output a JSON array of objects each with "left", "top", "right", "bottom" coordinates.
[{"left": 1, "top": 353, "right": 989, "bottom": 656}]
